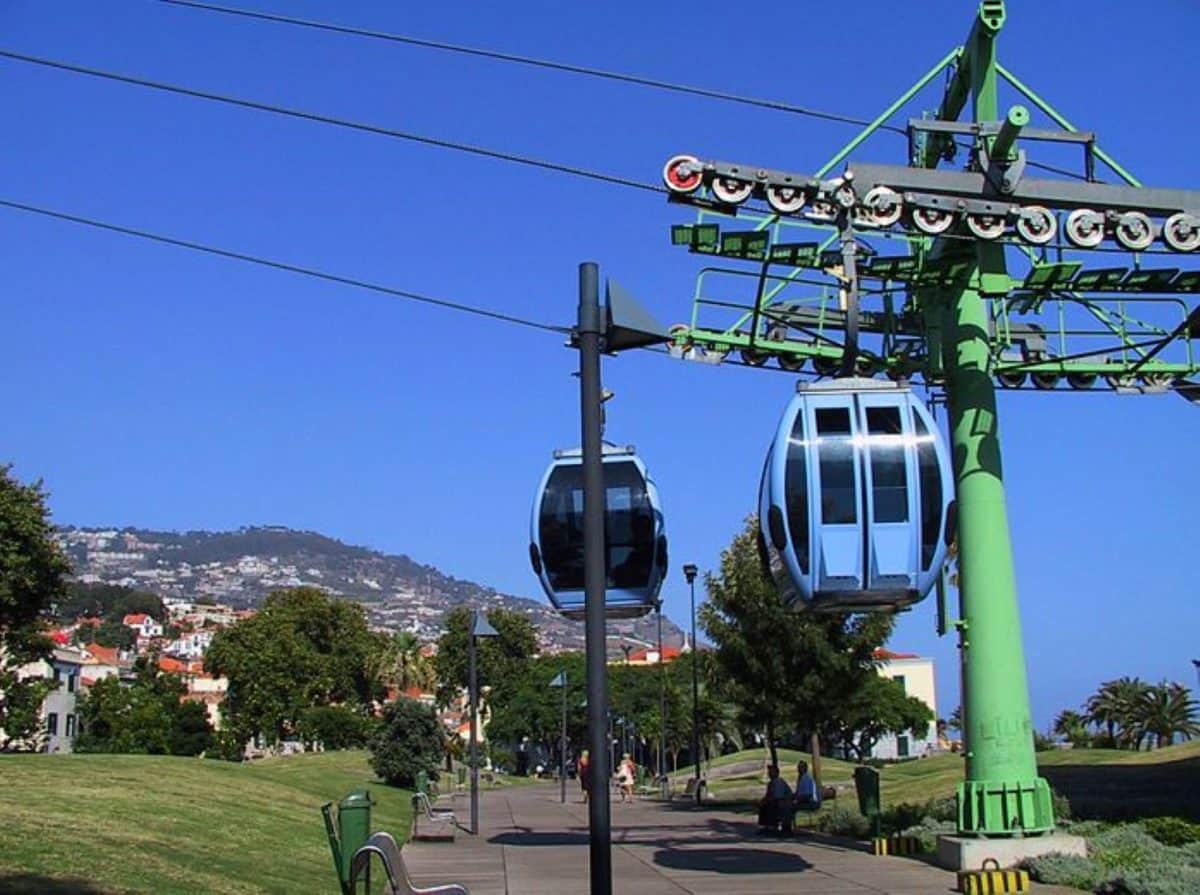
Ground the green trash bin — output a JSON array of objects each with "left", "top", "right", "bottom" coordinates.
[
  {"left": 852, "top": 766, "right": 882, "bottom": 837},
  {"left": 416, "top": 770, "right": 429, "bottom": 796},
  {"left": 338, "top": 789, "right": 374, "bottom": 891}
]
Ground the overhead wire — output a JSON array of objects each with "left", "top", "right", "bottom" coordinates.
[
  {"left": 157, "top": 0, "right": 907, "bottom": 134},
  {"left": 0, "top": 197, "right": 570, "bottom": 334},
  {"left": 0, "top": 49, "right": 663, "bottom": 196}
]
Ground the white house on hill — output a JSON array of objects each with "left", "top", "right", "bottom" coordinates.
[{"left": 870, "top": 649, "right": 939, "bottom": 760}]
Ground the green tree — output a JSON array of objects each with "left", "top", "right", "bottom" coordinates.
[
  {"left": 1086, "top": 676, "right": 1151, "bottom": 749},
  {"left": 828, "top": 674, "right": 933, "bottom": 761},
  {"left": 94, "top": 619, "right": 136, "bottom": 650},
  {"left": 699, "top": 516, "right": 892, "bottom": 778},
  {"left": 1132, "top": 681, "right": 1199, "bottom": 749},
  {"left": 432, "top": 607, "right": 539, "bottom": 705},
  {"left": 700, "top": 519, "right": 797, "bottom": 766},
  {"left": 55, "top": 582, "right": 163, "bottom": 624},
  {"left": 297, "top": 705, "right": 375, "bottom": 750},
  {"left": 0, "top": 466, "right": 71, "bottom": 750},
  {"left": 1052, "top": 709, "right": 1090, "bottom": 747},
  {"left": 75, "top": 660, "right": 211, "bottom": 756},
  {"left": 205, "top": 587, "right": 385, "bottom": 748},
  {"left": 370, "top": 697, "right": 444, "bottom": 787},
  {"left": 379, "top": 631, "right": 437, "bottom": 694}
]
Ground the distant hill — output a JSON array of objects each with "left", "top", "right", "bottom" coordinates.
[{"left": 57, "top": 525, "right": 685, "bottom": 654}]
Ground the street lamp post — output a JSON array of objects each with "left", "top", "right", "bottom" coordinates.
[
  {"left": 682, "top": 563, "right": 701, "bottom": 800},
  {"left": 468, "top": 611, "right": 499, "bottom": 836},
  {"left": 549, "top": 670, "right": 568, "bottom": 804},
  {"left": 656, "top": 598, "right": 666, "bottom": 788}
]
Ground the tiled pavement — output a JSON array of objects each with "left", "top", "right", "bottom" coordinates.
[{"left": 402, "top": 784, "right": 1077, "bottom": 894}]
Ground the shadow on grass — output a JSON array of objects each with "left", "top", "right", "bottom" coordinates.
[
  {"left": 0, "top": 873, "right": 111, "bottom": 894},
  {"left": 1042, "top": 756, "right": 1200, "bottom": 822},
  {"left": 652, "top": 847, "right": 812, "bottom": 874}
]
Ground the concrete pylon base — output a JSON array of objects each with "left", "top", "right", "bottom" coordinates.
[{"left": 936, "top": 833, "right": 1087, "bottom": 871}]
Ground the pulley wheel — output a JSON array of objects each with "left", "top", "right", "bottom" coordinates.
[
  {"left": 766, "top": 184, "right": 807, "bottom": 215},
  {"left": 1065, "top": 209, "right": 1106, "bottom": 248},
  {"left": 1015, "top": 205, "right": 1057, "bottom": 246},
  {"left": 863, "top": 187, "right": 903, "bottom": 228},
  {"left": 996, "top": 371, "right": 1026, "bottom": 388},
  {"left": 740, "top": 347, "right": 768, "bottom": 366},
  {"left": 1114, "top": 211, "right": 1155, "bottom": 252},
  {"left": 711, "top": 176, "right": 754, "bottom": 205},
  {"left": 662, "top": 155, "right": 702, "bottom": 194},
  {"left": 965, "top": 213, "right": 1007, "bottom": 240},
  {"left": 1162, "top": 212, "right": 1200, "bottom": 253},
  {"left": 1105, "top": 373, "right": 1136, "bottom": 389},
  {"left": 833, "top": 183, "right": 857, "bottom": 209},
  {"left": 1031, "top": 371, "right": 1060, "bottom": 390},
  {"left": 911, "top": 206, "right": 954, "bottom": 235},
  {"left": 812, "top": 355, "right": 840, "bottom": 376},
  {"left": 806, "top": 200, "right": 838, "bottom": 223},
  {"left": 1066, "top": 372, "right": 1097, "bottom": 390},
  {"left": 776, "top": 353, "right": 806, "bottom": 372},
  {"left": 1140, "top": 371, "right": 1176, "bottom": 388}
]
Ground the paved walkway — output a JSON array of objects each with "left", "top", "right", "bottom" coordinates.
[{"left": 403, "top": 784, "right": 1075, "bottom": 894}]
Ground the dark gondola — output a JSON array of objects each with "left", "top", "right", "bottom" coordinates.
[{"left": 529, "top": 445, "right": 667, "bottom": 619}]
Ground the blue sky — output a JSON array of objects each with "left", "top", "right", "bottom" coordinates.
[{"left": 2, "top": 0, "right": 1197, "bottom": 729}]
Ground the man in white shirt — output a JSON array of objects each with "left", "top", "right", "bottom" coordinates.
[{"left": 793, "top": 760, "right": 821, "bottom": 814}]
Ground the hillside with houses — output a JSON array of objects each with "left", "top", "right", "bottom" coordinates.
[{"left": 57, "top": 525, "right": 683, "bottom": 652}]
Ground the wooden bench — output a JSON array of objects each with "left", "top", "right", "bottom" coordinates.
[
  {"left": 351, "top": 831, "right": 468, "bottom": 895},
  {"left": 411, "top": 791, "right": 457, "bottom": 842}
]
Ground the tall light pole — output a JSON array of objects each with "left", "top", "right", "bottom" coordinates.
[
  {"left": 682, "top": 563, "right": 701, "bottom": 799},
  {"left": 656, "top": 598, "right": 666, "bottom": 787},
  {"left": 549, "top": 670, "right": 568, "bottom": 804},
  {"left": 468, "top": 611, "right": 498, "bottom": 836}
]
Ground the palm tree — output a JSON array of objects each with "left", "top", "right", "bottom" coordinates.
[
  {"left": 1053, "top": 709, "right": 1089, "bottom": 746},
  {"left": 382, "top": 631, "right": 437, "bottom": 694},
  {"left": 1086, "top": 677, "right": 1150, "bottom": 749},
  {"left": 1132, "top": 682, "right": 1200, "bottom": 749}
]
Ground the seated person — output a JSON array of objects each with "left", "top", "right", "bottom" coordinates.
[
  {"left": 757, "top": 764, "right": 794, "bottom": 834},
  {"left": 793, "top": 760, "right": 821, "bottom": 814}
]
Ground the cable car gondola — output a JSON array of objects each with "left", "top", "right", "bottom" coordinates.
[
  {"left": 758, "top": 379, "right": 953, "bottom": 612},
  {"left": 529, "top": 445, "right": 667, "bottom": 619}
]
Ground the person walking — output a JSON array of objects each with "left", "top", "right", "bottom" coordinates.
[
  {"left": 617, "top": 753, "right": 636, "bottom": 803},
  {"left": 578, "top": 749, "right": 591, "bottom": 803}
]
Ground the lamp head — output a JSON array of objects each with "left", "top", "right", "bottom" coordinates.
[
  {"left": 471, "top": 611, "right": 499, "bottom": 639},
  {"left": 682, "top": 563, "right": 699, "bottom": 584}
]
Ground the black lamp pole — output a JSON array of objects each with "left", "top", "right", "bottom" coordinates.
[{"left": 682, "top": 563, "right": 700, "bottom": 798}]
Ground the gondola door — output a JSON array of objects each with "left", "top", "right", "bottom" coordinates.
[
  {"left": 856, "top": 393, "right": 919, "bottom": 599},
  {"left": 805, "top": 395, "right": 866, "bottom": 596}
]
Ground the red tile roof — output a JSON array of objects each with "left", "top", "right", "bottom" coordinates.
[
  {"left": 85, "top": 644, "right": 120, "bottom": 665},
  {"left": 874, "top": 648, "right": 920, "bottom": 661},
  {"left": 123, "top": 613, "right": 152, "bottom": 626},
  {"left": 159, "top": 657, "right": 188, "bottom": 674}
]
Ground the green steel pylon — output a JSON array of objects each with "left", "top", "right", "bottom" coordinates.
[{"left": 938, "top": 1, "right": 1054, "bottom": 836}]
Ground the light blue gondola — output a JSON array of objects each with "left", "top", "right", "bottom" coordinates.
[
  {"left": 758, "top": 379, "right": 954, "bottom": 612},
  {"left": 529, "top": 445, "right": 667, "bottom": 619}
]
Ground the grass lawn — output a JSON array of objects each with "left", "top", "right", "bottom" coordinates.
[
  {"left": 0, "top": 750, "right": 411, "bottom": 895},
  {"left": 665, "top": 741, "right": 1200, "bottom": 815}
]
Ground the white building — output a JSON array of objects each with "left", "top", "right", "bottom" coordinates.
[
  {"left": 164, "top": 630, "right": 214, "bottom": 660},
  {"left": 870, "top": 649, "right": 939, "bottom": 760},
  {"left": 121, "top": 613, "right": 164, "bottom": 639}
]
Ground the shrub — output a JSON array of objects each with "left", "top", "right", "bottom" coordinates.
[
  {"left": 816, "top": 804, "right": 873, "bottom": 838},
  {"left": 924, "top": 796, "right": 958, "bottom": 822},
  {"left": 1097, "top": 863, "right": 1200, "bottom": 895},
  {"left": 1180, "top": 841, "right": 1200, "bottom": 867},
  {"left": 1066, "top": 819, "right": 1110, "bottom": 838},
  {"left": 205, "top": 728, "right": 246, "bottom": 762},
  {"left": 298, "top": 705, "right": 374, "bottom": 750},
  {"left": 369, "top": 698, "right": 444, "bottom": 788},
  {"left": 1089, "top": 825, "right": 1168, "bottom": 874},
  {"left": 1023, "top": 852, "right": 1110, "bottom": 890},
  {"left": 899, "top": 817, "right": 956, "bottom": 852},
  {"left": 1141, "top": 817, "right": 1200, "bottom": 848},
  {"left": 880, "top": 801, "right": 927, "bottom": 834},
  {"left": 1052, "top": 788, "right": 1073, "bottom": 822}
]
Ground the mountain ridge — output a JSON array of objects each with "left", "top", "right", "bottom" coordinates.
[{"left": 57, "top": 524, "right": 685, "bottom": 653}]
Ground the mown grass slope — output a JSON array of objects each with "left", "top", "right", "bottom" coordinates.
[{"left": 0, "top": 750, "right": 410, "bottom": 895}]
